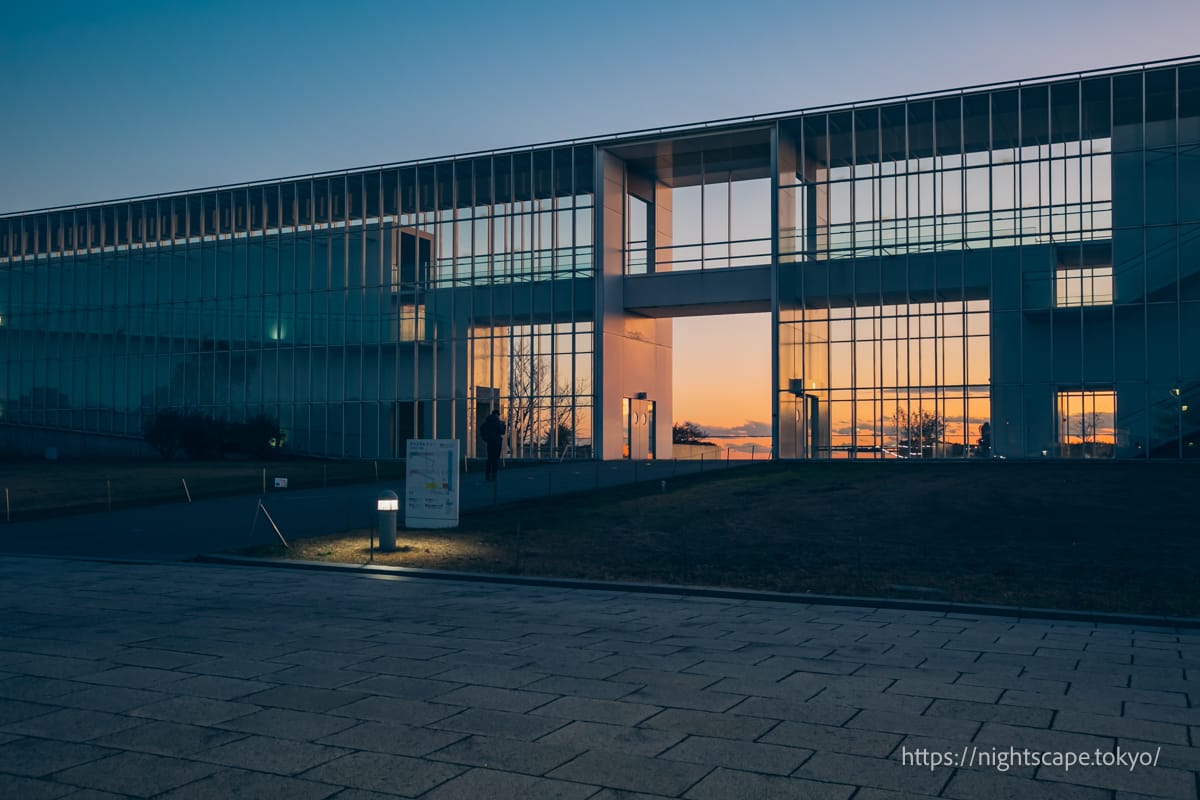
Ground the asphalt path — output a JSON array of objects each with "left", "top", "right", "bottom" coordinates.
[{"left": 0, "top": 458, "right": 750, "bottom": 561}]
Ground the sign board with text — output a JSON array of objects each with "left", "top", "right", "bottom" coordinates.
[{"left": 404, "top": 439, "right": 460, "bottom": 529}]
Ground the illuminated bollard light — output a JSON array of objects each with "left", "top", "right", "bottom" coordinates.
[{"left": 377, "top": 490, "right": 399, "bottom": 552}]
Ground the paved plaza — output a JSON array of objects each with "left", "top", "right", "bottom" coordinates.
[{"left": 0, "top": 555, "right": 1197, "bottom": 799}]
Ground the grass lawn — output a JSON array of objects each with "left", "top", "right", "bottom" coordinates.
[
  {"left": 0, "top": 458, "right": 406, "bottom": 519},
  {"left": 244, "top": 461, "right": 1200, "bottom": 618}
]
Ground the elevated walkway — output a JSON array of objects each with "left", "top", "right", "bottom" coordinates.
[{"left": 622, "top": 265, "right": 770, "bottom": 317}]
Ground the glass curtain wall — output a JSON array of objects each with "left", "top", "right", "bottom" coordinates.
[
  {"left": 777, "top": 63, "right": 1200, "bottom": 459},
  {"left": 0, "top": 147, "right": 596, "bottom": 461}
]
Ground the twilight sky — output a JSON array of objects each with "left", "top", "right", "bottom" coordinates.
[{"left": 2, "top": 0, "right": 1197, "bottom": 432}]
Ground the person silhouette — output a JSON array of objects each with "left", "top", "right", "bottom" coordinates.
[{"left": 480, "top": 408, "right": 507, "bottom": 481}]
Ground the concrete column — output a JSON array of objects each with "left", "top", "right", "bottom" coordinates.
[{"left": 595, "top": 152, "right": 673, "bottom": 460}]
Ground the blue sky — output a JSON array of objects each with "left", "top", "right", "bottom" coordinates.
[{"left": 2, "top": 0, "right": 1197, "bottom": 214}]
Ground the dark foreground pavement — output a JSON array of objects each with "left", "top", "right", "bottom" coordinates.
[
  {"left": 1, "top": 556, "right": 1197, "bottom": 799},
  {"left": 0, "top": 458, "right": 746, "bottom": 560}
]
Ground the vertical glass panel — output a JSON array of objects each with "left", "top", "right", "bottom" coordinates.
[
  {"left": 854, "top": 108, "right": 880, "bottom": 165},
  {"left": 398, "top": 167, "right": 416, "bottom": 214},
  {"left": 1082, "top": 77, "right": 1112, "bottom": 141},
  {"left": 1181, "top": 65, "right": 1200, "bottom": 145},
  {"left": 1112, "top": 73, "right": 1144, "bottom": 151},
  {"left": 493, "top": 156, "right": 513, "bottom": 205},
  {"left": 533, "top": 150, "right": 553, "bottom": 200},
  {"left": 1050, "top": 80, "right": 1081, "bottom": 143},
  {"left": 573, "top": 146, "right": 594, "bottom": 195},
  {"left": 552, "top": 148, "right": 573, "bottom": 197},
  {"left": 992, "top": 90, "right": 1020, "bottom": 150},
  {"left": 934, "top": 97, "right": 961, "bottom": 156},
  {"left": 963, "top": 93, "right": 990, "bottom": 153},
  {"left": 803, "top": 114, "right": 830, "bottom": 172},
  {"left": 1145, "top": 67, "right": 1177, "bottom": 147},
  {"left": 1021, "top": 85, "right": 1050, "bottom": 147},
  {"left": 513, "top": 153, "right": 532, "bottom": 202},
  {"left": 1057, "top": 389, "right": 1116, "bottom": 457}
]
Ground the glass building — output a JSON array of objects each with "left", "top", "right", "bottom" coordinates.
[{"left": 2, "top": 57, "right": 1198, "bottom": 461}]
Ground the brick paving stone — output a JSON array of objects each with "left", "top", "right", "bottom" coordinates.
[
  {"left": 180, "top": 657, "right": 289, "bottom": 679},
  {"left": 782, "top": 672, "right": 895, "bottom": 696},
  {"left": 1001, "top": 687, "right": 1128, "bottom": 716},
  {"left": 108, "top": 647, "right": 210, "bottom": 671},
  {"left": 850, "top": 786, "right": 942, "bottom": 799},
  {"left": 0, "top": 773, "right": 76, "bottom": 800},
  {"left": 264, "top": 665, "right": 370, "bottom": 689},
  {"left": 522, "top": 675, "right": 640, "bottom": 700},
  {"left": 0, "top": 698, "right": 61, "bottom": 725},
  {"left": 73, "top": 666, "right": 189, "bottom": 690},
  {"left": 973, "top": 721, "right": 1114, "bottom": 752},
  {"left": 328, "top": 696, "right": 460, "bottom": 726},
  {"left": 593, "top": 653, "right": 706, "bottom": 673},
  {"left": 217, "top": 707, "right": 360, "bottom": 742},
  {"left": 51, "top": 686, "right": 171, "bottom": 714},
  {"left": 432, "top": 665, "right": 548, "bottom": 688},
  {"left": 942, "top": 768, "right": 1129, "bottom": 800},
  {"left": 0, "top": 675, "right": 90, "bottom": 702},
  {"left": 420, "top": 767, "right": 598, "bottom": 800},
  {"left": 796, "top": 751, "right": 950, "bottom": 795},
  {"left": 345, "top": 656, "right": 454, "bottom": 679},
  {"left": 195, "top": 734, "right": 350, "bottom": 775},
  {"left": 343, "top": 674, "right": 461, "bottom": 701},
  {"left": 49, "top": 787, "right": 129, "bottom": 799},
  {"left": 679, "top": 660, "right": 796, "bottom": 683},
  {"left": 847, "top": 708, "right": 979, "bottom": 740},
  {"left": 431, "top": 685, "right": 557, "bottom": 713},
  {"left": 1036, "top": 760, "right": 1197, "bottom": 798},
  {"left": 52, "top": 750, "right": 221, "bottom": 797},
  {"left": 430, "top": 708, "right": 569, "bottom": 741},
  {"left": 240, "top": 686, "right": 370, "bottom": 714},
  {"left": 547, "top": 749, "right": 709, "bottom": 795},
  {"left": 1052, "top": 710, "right": 1190, "bottom": 744},
  {"left": 92, "top": 719, "right": 244, "bottom": 757},
  {"left": 426, "top": 733, "right": 582, "bottom": 775},
  {"left": 531, "top": 696, "right": 662, "bottom": 726},
  {"left": 0, "top": 736, "right": 114, "bottom": 777},
  {"left": 1116, "top": 737, "right": 1200, "bottom": 772},
  {"left": 659, "top": 734, "right": 812, "bottom": 775},
  {"left": 807, "top": 686, "right": 933, "bottom": 714},
  {"left": 609, "top": 668, "right": 718, "bottom": 689},
  {"left": 589, "top": 790, "right": 678, "bottom": 800},
  {"left": 886, "top": 678, "right": 1003, "bottom": 703},
  {"left": 852, "top": 665, "right": 963, "bottom": 684},
  {"left": 954, "top": 672, "right": 1069, "bottom": 694},
  {"left": 537, "top": 720, "right": 684, "bottom": 756},
  {"left": 639, "top": 707, "right": 777, "bottom": 740},
  {"left": 154, "top": 767, "right": 340, "bottom": 800},
  {"left": 127, "top": 694, "right": 259, "bottom": 726},
  {"left": 300, "top": 751, "right": 464, "bottom": 796},
  {"left": 759, "top": 721, "right": 902, "bottom": 758},
  {"left": 1123, "top": 702, "right": 1200, "bottom": 726},
  {"left": 166, "top": 673, "right": 275, "bottom": 701},
  {"left": 317, "top": 720, "right": 465, "bottom": 756},
  {"left": 683, "top": 766, "right": 853, "bottom": 800},
  {"left": 621, "top": 684, "right": 745, "bottom": 713},
  {"left": 326, "top": 790, "right": 412, "bottom": 800},
  {"left": 2, "top": 708, "right": 142, "bottom": 742},
  {"left": 726, "top": 696, "right": 857, "bottom": 726},
  {"left": 924, "top": 698, "right": 1054, "bottom": 727}
]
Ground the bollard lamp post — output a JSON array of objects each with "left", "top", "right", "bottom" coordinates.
[{"left": 377, "top": 490, "right": 399, "bottom": 552}]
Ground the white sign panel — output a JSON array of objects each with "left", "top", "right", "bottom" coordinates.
[{"left": 405, "top": 439, "right": 460, "bottom": 529}]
